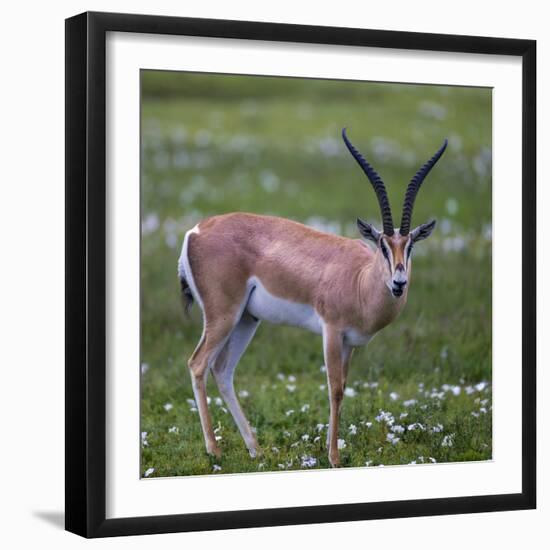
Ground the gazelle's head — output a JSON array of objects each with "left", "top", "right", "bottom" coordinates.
[{"left": 342, "top": 128, "right": 447, "bottom": 298}]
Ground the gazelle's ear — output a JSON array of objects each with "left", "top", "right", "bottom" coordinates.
[
  {"left": 357, "top": 218, "right": 381, "bottom": 243},
  {"left": 410, "top": 219, "right": 437, "bottom": 242}
]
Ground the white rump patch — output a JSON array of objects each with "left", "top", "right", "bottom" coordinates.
[{"left": 177, "top": 225, "right": 204, "bottom": 310}]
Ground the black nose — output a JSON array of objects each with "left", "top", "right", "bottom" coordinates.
[{"left": 394, "top": 280, "right": 406, "bottom": 288}]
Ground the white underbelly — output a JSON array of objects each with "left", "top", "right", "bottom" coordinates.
[
  {"left": 246, "top": 277, "right": 322, "bottom": 335},
  {"left": 343, "top": 328, "right": 372, "bottom": 347}
]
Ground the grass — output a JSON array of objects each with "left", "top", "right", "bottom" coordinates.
[{"left": 140, "top": 72, "right": 492, "bottom": 477}]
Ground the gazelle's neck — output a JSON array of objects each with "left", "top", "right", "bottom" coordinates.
[{"left": 357, "top": 249, "right": 408, "bottom": 334}]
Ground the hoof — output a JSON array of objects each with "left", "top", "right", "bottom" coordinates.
[
  {"left": 248, "top": 446, "right": 262, "bottom": 458},
  {"left": 207, "top": 444, "right": 222, "bottom": 459},
  {"left": 329, "top": 453, "right": 341, "bottom": 468}
]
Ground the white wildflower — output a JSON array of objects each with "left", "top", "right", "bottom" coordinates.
[
  {"left": 314, "top": 436, "right": 321, "bottom": 443},
  {"left": 286, "top": 384, "right": 296, "bottom": 393},
  {"left": 316, "top": 423, "right": 325, "bottom": 432},
  {"left": 475, "top": 381, "right": 488, "bottom": 392},
  {"left": 365, "top": 460, "right": 373, "bottom": 467},
  {"left": 430, "top": 391, "right": 445, "bottom": 400},
  {"left": 418, "top": 100, "right": 447, "bottom": 121},
  {"left": 301, "top": 455, "right": 317, "bottom": 468},
  {"left": 400, "top": 412, "right": 408, "bottom": 419},
  {"left": 285, "top": 409, "right": 295, "bottom": 416},
  {"left": 348, "top": 424, "right": 358, "bottom": 435},
  {"left": 144, "top": 468, "right": 155, "bottom": 477},
  {"left": 214, "top": 397, "right": 223, "bottom": 406},
  {"left": 471, "top": 411, "right": 480, "bottom": 418},
  {"left": 186, "top": 398, "right": 196, "bottom": 407},
  {"left": 141, "top": 362, "right": 149, "bottom": 375},
  {"left": 432, "top": 424, "right": 444, "bottom": 433},
  {"left": 271, "top": 446, "right": 280, "bottom": 454},
  {"left": 238, "top": 390, "right": 249, "bottom": 398},
  {"left": 391, "top": 424, "right": 405, "bottom": 434},
  {"left": 375, "top": 410, "right": 395, "bottom": 425},
  {"left": 403, "top": 399, "right": 418, "bottom": 407},
  {"left": 276, "top": 373, "right": 285, "bottom": 381},
  {"left": 168, "top": 426, "right": 178, "bottom": 434},
  {"left": 213, "top": 464, "right": 222, "bottom": 472},
  {"left": 429, "top": 457, "right": 437, "bottom": 463},
  {"left": 288, "top": 375, "right": 296, "bottom": 383},
  {"left": 337, "top": 439, "right": 346, "bottom": 450},
  {"left": 163, "top": 403, "right": 173, "bottom": 411},
  {"left": 386, "top": 433, "right": 400, "bottom": 444},
  {"left": 320, "top": 365, "right": 327, "bottom": 373},
  {"left": 319, "top": 384, "right": 326, "bottom": 391},
  {"left": 300, "top": 404, "right": 310, "bottom": 413},
  {"left": 389, "top": 392, "right": 399, "bottom": 401},
  {"left": 408, "top": 423, "right": 425, "bottom": 431},
  {"left": 344, "top": 387, "right": 357, "bottom": 397},
  {"left": 441, "top": 434, "right": 454, "bottom": 447},
  {"left": 301, "top": 434, "right": 310, "bottom": 441},
  {"left": 141, "top": 213, "right": 160, "bottom": 235}
]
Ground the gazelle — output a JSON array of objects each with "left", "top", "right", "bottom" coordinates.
[{"left": 178, "top": 128, "right": 447, "bottom": 467}]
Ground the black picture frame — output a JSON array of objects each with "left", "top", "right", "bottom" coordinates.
[{"left": 65, "top": 11, "right": 536, "bottom": 538}]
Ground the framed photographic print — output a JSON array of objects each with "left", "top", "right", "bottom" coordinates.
[{"left": 65, "top": 11, "right": 536, "bottom": 538}]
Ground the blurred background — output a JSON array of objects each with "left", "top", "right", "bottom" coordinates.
[{"left": 140, "top": 71, "right": 492, "bottom": 477}]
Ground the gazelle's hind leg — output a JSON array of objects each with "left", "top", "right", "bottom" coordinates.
[
  {"left": 212, "top": 312, "right": 260, "bottom": 457},
  {"left": 188, "top": 318, "right": 237, "bottom": 458}
]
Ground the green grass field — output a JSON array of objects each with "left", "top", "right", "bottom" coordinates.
[{"left": 140, "top": 72, "right": 492, "bottom": 477}]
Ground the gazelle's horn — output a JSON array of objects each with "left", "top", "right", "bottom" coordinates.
[
  {"left": 342, "top": 128, "right": 394, "bottom": 236},
  {"left": 399, "top": 139, "right": 448, "bottom": 235}
]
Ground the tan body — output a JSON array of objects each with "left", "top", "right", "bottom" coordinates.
[{"left": 179, "top": 212, "right": 411, "bottom": 466}]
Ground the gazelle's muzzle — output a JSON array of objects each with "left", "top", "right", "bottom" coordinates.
[{"left": 391, "top": 264, "right": 407, "bottom": 297}]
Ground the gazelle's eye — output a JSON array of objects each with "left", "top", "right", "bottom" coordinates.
[{"left": 381, "top": 242, "right": 389, "bottom": 260}]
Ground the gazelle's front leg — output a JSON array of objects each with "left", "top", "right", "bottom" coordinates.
[{"left": 323, "top": 325, "right": 351, "bottom": 467}]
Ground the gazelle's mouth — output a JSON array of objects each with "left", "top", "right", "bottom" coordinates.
[{"left": 391, "top": 280, "right": 406, "bottom": 297}]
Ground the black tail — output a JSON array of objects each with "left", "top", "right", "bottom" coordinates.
[{"left": 180, "top": 277, "right": 194, "bottom": 316}]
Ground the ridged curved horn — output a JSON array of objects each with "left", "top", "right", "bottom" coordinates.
[
  {"left": 399, "top": 139, "right": 448, "bottom": 236},
  {"left": 342, "top": 128, "right": 394, "bottom": 236}
]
